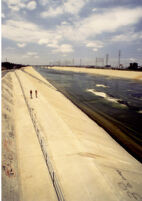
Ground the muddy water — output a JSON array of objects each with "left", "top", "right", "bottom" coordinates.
[{"left": 35, "top": 67, "right": 142, "bottom": 162}]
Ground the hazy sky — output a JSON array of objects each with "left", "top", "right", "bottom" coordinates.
[{"left": 2, "top": 0, "right": 142, "bottom": 66}]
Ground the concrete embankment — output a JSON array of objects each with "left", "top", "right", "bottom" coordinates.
[
  {"left": 2, "top": 71, "right": 58, "bottom": 201},
  {"left": 51, "top": 66, "right": 142, "bottom": 80},
  {"left": 2, "top": 73, "right": 20, "bottom": 201},
  {"left": 2, "top": 67, "right": 142, "bottom": 201}
]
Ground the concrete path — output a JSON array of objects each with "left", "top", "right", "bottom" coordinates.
[{"left": 2, "top": 67, "right": 142, "bottom": 201}]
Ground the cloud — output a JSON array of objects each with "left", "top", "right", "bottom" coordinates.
[
  {"left": 39, "top": 0, "right": 49, "bottom": 6},
  {"left": 27, "top": 52, "right": 37, "bottom": 56},
  {"left": 23, "top": 52, "right": 39, "bottom": 59},
  {"left": 137, "top": 48, "right": 142, "bottom": 51},
  {"left": 63, "top": 0, "right": 87, "bottom": 15},
  {"left": 85, "top": 41, "right": 104, "bottom": 51},
  {"left": 53, "top": 44, "right": 74, "bottom": 53},
  {"left": 92, "top": 8, "right": 97, "bottom": 12},
  {"left": 2, "top": 13, "right": 5, "bottom": 18},
  {"left": 22, "top": 51, "right": 37, "bottom": 57},
  {"left": 23, "top": 51, "right": 39, "bottom": 58},
  {"left": 93, "top": 48, "right": 98, "bottom": 52},
  {"left": 2, "top": 0, "right": 26, "bottom": 11},
  {"left": 57, "top": 7, "right": 142, "bottom": 42},
  {"left": 38, "top": 38, "right": 49, "bottom": 45},
  {"left": 4, "top": 47, "right": 15, "bottom": 50},
  {"left": 86, "top": 41, "right": 104, "bottom": 48},
  {"left": 27, "top": 1, "right": 37, "bottom": 10},
  {"left": 41, "top": 0, "right": 87, "bottom": 18},
  {"left": 2, "top": 19, "right": 66, "bottom": 56},
  {"left": 38, "top": 38, "right": 59, "bottom": 48},
  {"left": 38, "top": 39, "right": 72, "bottom": 53},
  {"left": 112, "top": 31, "right": 142, "bottom": 42},
  {"left": 38, "top": 35, "right": 62, "bottom": 49},
  {"left": 80, "top": 7, "right": 142, "bottom": 38},
  {"left": 61, "top": 21, "right": 68, "bottom": 25},
  {"left": 41, "top": 7, "right": 63, "bottom": 18},
  {"left": 130, "top": 57, "right": 136, "bottom": 62},
  {"left": 47, "top": 42, "right": 59, "bottom": 48},
  {"left": 2, "top": 19, "right": 61, "bottom": 45},
  {"left": 17, "top": 43, "right": 26, "bottom": 47},
  {"left": 86, "top": 41, "right": 104, "bottom": 52},
  {"left": 2, "top": 0, "right": 37, "bottom": 11},
  {"left": 2, "top": 6, "right": 142, "bottom": 56}
]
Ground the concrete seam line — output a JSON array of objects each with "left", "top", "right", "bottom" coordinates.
[{"left": 15, "top": 71, "right": 65, "bottom": 201}]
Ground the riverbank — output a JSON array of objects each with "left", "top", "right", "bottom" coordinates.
[
  {"left": 2, "top": 67, "right": 142, "bottom": 201},
  {"left": 51, "top": 66, "right": 142, "bottom": 80}
]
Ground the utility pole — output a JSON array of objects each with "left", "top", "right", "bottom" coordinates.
[
  {"left": 72, "top": 57, "right": 74, "bottom": 66},
  {"left": 118, "top": 50, "right": 121, "bottom": 68},
  {"left": 106, "top": 54, "right": 109, "bottom": 66},
  {"left": 96, "top": 58, "right": 97, "bottom": 66},
  {"left": 80, "top": 58, "right": 82, "bottom": 66}
]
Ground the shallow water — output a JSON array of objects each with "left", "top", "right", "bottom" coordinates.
[{"left": 35, "top": 67, "right": 142, "bottom": 161}]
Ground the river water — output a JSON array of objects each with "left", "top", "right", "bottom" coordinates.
[{"left": 35, "top": 67, "right": 142, "bottom": 162}]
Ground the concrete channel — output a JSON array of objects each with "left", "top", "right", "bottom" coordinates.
[{"left": 2, "top": 67, "right": 142, "bottom": 201}]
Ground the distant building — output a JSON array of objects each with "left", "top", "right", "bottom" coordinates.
[
  {"left": 105, "top": 65, "right": 111, "bottom": 68},
  {"left": 128, "top": 62, "right": 138, "bottom": 70}
]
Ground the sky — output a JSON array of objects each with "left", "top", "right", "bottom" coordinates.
[{"left": 2, "top": 0, "right": 142, "bottom": 66}]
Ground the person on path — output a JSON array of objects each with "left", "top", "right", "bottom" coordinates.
[
  {"left": 30, "top": 90, "right": 32, "bottom": 99},
  {"left": 35, "top": 90, "right": 38, "bottom": 98}
]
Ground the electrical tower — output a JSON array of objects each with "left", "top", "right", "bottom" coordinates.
[
  {"left": 118, "top": 50, "right": 121, "bottom": 68},
  {"left": 106, "top": 54, "right": 109, "bottom": 66},
  {"left": 72, "top": 57, "right": 74, "bottom": 66}
]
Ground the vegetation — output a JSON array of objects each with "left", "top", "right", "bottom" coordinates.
[{"left": 2, "top": 62, "right": 26, "bottom": 70}]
